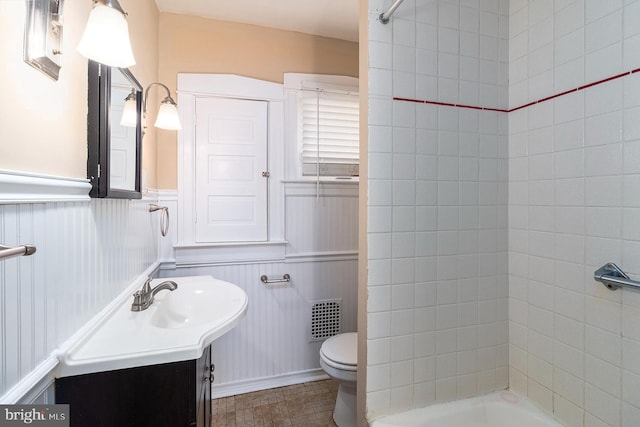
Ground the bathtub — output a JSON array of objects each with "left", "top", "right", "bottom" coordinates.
[{"left": 370, "top": 391, "right": 564, "bottom": 427}]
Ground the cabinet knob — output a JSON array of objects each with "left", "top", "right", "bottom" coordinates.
[
  {"left": 210, "top": 363, "right": 215, "bottom": 373},
  {"left": 204, "top": 374, "right": 214, "bottom": 384}
]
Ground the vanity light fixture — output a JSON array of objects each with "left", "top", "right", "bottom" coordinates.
[
  {"left": 120, "top": 89, "right": 138, "bottom": 127},
  {"left": 24, "top": 0, "right": 65, "bottom": 80},
  {"left": 121, "top": 83, "right": 181, "bottom": 131},
  {"left": 77, "top": 0, "right": 136, "bottom": 68}
]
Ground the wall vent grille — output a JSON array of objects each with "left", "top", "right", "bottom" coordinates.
[{"left": 310, "top": 299, "right": 341, "bottom": 342}]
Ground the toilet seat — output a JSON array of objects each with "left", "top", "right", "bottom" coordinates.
[{"left": 320, "top": 332, "right": 357, "bottom": 372}]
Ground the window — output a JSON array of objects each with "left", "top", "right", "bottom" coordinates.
[
  {"left": 285, "top": 74, "right": 359, "bottom": 179},
  {"left": 299, "top": 90, "right": 359, "bottom": 177}
]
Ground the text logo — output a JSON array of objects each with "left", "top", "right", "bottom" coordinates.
[{"left": 0, "top": 405, "right": 69, "bottom": 427}]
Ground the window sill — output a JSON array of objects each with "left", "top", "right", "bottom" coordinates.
[
  {"left": 174, "top": 241, "right": 287, "bottom": 249},
  {"left": 173, "top": 241, "right": 287, "bottom": 266},
  {"left": 283, "top": 181, "right": 359, "bottom": 197},
  {"left": 281, "top": 178, "right": 359, "bottom": 184}
]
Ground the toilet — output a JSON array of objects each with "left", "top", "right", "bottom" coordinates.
[{"left": 319, "top": 332, "right": 357, "bottom": 427}]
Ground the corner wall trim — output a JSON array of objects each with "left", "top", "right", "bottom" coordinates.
[
  {"left": 0, "top": 356, "right": 58, "bottom": 404},
  {"left": 0, "top": 169, "right": 91, "bottom": 204}
]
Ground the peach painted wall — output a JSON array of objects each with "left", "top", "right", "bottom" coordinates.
[
  {"left": 156, "top": 12, "right": 359, "bottom": 189},
  {"left": 0, "top": 0, "right": 159, "bottom": 188},
  {"left": 125, "top": 0, "right": 160, "bottom": 190}
]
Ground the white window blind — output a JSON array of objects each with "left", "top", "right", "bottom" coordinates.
[{"left": 299, "top": 90, "right": 359, "bottom": 177}]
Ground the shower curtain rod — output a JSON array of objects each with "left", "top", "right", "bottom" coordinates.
[{"left": 379, "top": 0, "right": 406, "bottom": 24}]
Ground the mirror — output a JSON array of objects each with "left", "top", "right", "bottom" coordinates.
[{"left": 87, "top": 60, "right": 143, "bottom": 199}]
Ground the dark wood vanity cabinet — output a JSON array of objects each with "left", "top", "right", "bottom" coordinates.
[{"left": 55, "top": 346, "right": 212, "bottom": 427}]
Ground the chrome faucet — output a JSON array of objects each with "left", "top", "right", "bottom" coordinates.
[{"left": 131, "top": 277, "right": 178, "bottom": 311}]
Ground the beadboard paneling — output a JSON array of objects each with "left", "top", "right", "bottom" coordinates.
[
  {"left": 0, "top": 198, "right": 158, "bottom": 397},
  {"left": 285, "top": 192, "right": 359, "bottom": 255},
  {"left": 160, "top": 258, "right": 358, "bottom": 392},
  {"left": 159, "top": 183, "right": 359, "bottom": 394}
]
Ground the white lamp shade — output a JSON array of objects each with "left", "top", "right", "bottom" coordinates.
[
  {"left": 155, "top": 102, "right": 182, "bottom": 130},
  {"left": 77, "top": 5, "right": 136, "bottom": 68},
  {"left": 120, "top": 97, "right": 138, "bottom": 127}
]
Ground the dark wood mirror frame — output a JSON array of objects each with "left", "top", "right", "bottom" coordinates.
[{"left": 87, "top": 60, "right": 143, "bottom": 199}]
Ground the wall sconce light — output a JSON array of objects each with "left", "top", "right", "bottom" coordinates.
[
  {"left": 77, "top": 0, "right": 135, "bottom": 68},
  {"left": 120, "top": 89, "right": 138, "bottom": 127},
  {"left": 24, "top": 0, "right": 65, "bottom": 80},
  {"left": 121, "top": 83, "right": 181, "bottom": 131}
]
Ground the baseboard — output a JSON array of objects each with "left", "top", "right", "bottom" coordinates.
[{"left": 211, "top": 369, "right": 329, "bottom": 399}]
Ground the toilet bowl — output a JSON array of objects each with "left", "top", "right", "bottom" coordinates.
[{"left": 319, "top": 332, "right": 357, "bottom": 427}]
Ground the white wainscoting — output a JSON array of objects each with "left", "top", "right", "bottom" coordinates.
[
  {"left": 159, "top": 181, "right": 359, "bottom": 397},
  {"left": 0, "top": 190, "right": 160, "bottom": 400},
  {"left": 0, "top": 172, "right": 358, "bottom": 402},
  {"left": 160, "top": 258, "right": 358, "bottom": 398},
  {"left": 285, "top": 182, "right": 359, "bottom": 256}
]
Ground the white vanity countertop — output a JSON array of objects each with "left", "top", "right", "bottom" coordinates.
[{"left": 56, "top": 275, "right": 248, "bottom": 377}]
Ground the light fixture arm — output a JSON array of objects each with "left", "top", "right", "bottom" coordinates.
[
  {"left": 92, "top": 0, "right": 128, "bottom": 16},
  {"left": 143, "top": 82, "right": 175, "bottom": 116},
  {"left": 124, "top": 88, "right": 136, "bottom": 102},
  {"left": 140, "top": 82, "right": 181, "bottom": 131}
]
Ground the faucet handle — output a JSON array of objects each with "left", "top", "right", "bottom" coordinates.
[
  {"left": 141, "top": 277, "right": 153, "bottom": 293},
  {"left": 131, "top": 290, "right": 146, "bottom": 311},
  {"left": 132, "top": 290, "right": 143, "bottom": 303}
]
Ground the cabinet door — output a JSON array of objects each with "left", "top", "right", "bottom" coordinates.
[
  {"left": 194, "top": 97, "right": 269, "bottom": 242},
  {"left": 56, "top": 360, "right": 195, "bottom": 427},
  {"left": 196, "top": 346, "right": 212, "bottom": 427}
]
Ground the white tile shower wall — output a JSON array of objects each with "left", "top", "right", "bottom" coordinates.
[
  {"left": 0, "top": 198, "right": 159, "bottom": 397},
  {"left": 508, "top": 1, "right": 640, "bottom": 426},
  {"left": 367, "top": 0, "right": 510, "bottom": 419}
]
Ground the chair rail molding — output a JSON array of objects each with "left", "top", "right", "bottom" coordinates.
[{"left": 0, "top": 169, "right": 91, "bottom": 204}]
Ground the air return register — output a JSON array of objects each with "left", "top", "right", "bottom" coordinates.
[{"left": 309, "top": 299, "right": 342, "bottom": 342}]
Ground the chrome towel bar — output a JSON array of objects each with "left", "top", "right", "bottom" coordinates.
[
  {"left": 149, "top": 204, "right": 169, "bottom": 237},
  {"left": 0, "top": 243, "right": 36, "bottom": 261},
  {"left": 594, "top": 262, "right": 640, "bottom": 290},
  {"left": 379, "top": 0, "right": 406, "bottom": 24},
  {"left": 260, "top": 274, "right": 291, "bottom": 284}
]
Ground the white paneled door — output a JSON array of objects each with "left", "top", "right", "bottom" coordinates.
[
  {"left": 195, "top": 97, "right": 269, "bottom": 242},
  {"left": 110, "top": 84, "right": 137, "bottom": 191}
]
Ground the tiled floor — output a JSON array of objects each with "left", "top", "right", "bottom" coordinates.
[{"left": 211, "top": 379, "right": 338, "bottom": 426}]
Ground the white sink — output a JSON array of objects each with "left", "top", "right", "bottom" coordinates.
[
  {"left": 56, "top": 275, "right": 248, "bottom": 377},
  {"left": 150, "top": 279, "right": 245, "bottom": 329}
]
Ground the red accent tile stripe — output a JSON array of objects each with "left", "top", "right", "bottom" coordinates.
[
  {"left": 393, "top": 68, "right": 640, "bottom": 113},
  {"left": 393, "top": 97, "right": 509, "bottom": 113}
]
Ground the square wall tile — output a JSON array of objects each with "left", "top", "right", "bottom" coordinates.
[{"left": 585, "top": 11, "right": 622, "bottom": 54}]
